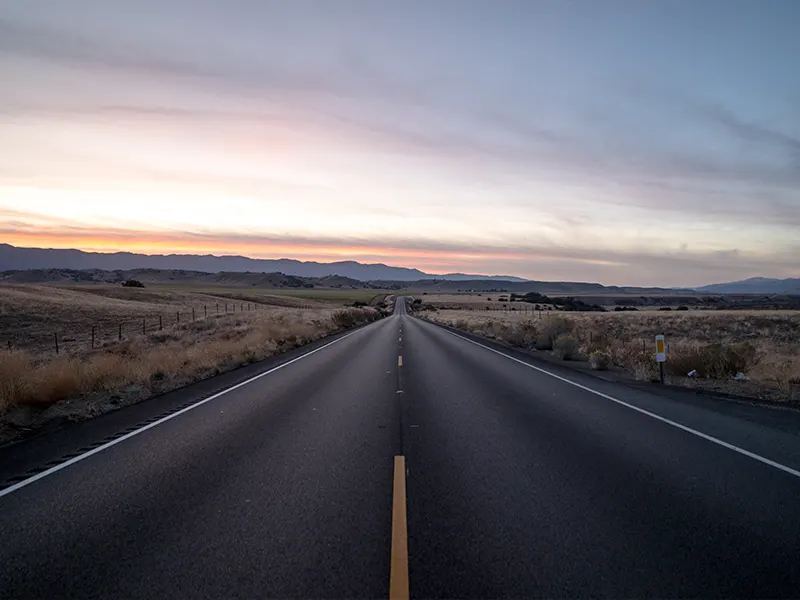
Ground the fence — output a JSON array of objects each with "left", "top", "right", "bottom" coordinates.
[{"left": 2, "top": 301, "right": 315, "bottom": 355}]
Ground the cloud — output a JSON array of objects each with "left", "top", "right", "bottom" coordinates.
[
  {"left": 683, "top": 100, "right": 800, "bottom": 157},
  {"left": 1, "top": 7, "right": 798, "bottom": 286}
]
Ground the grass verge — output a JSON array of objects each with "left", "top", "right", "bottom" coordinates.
[
  {"left": 417, "top": 309, "right": 800, "bottom": 403},
  {"left": 0, "top": 306, "right": 385, "bottom": 441}
]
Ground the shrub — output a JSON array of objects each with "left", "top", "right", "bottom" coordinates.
[
  {"left": 121, "top": 279, "right": 145, "bottom": 288},
  {"left": 503, "top": 321, "right": 538, "bottom": 348},
  {"left": 0, "top": 352, "right": 34, "bottom": 412},
  {"left": 536, "top": 316, "right": 573, "bottom": 350},
  {"left": 455, "top": 319, "right": 470, "bottom": 330},
  {"left": 609, "top": 343, "right": 660, "bottom": 382},
  {"left": 589, "top": 350, "right": 610, "bottom": 370},
  {"left": 666, "top": 343, "right": 757, "bottom": 378},
  {"left": 553, "top": 335, "right": 580, "bottom": 360},
  {"left": 331, "top": 308, "right": 380, "bottom": 329}
]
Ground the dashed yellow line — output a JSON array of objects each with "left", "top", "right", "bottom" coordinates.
[
  {"left": 390, "top": 456, "right": 409, "bottom": 600},
  {"left": 398, "top": 355, "right": 403, "bottom": 367}
]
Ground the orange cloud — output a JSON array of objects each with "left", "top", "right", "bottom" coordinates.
[{"left": 0, "top": 227, "right": 533, "bottom": 271}]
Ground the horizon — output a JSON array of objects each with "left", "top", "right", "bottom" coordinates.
[
  {"left": 2, "top": 1, "right": 799, "bottom": 287},
  {"left": 4, "top": 242, "right": 793, "bottom": 288}
]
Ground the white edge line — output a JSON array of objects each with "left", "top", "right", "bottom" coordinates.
[
  {"left": 438, "top": 326, "right": 800, "bottom": 480},
  {"left": 0, "top": 328, "right": 363, "bottom": 499}
]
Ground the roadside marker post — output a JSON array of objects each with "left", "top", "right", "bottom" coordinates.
[{"left": 655, "top": 335, "right": 666, "bottom": 384}]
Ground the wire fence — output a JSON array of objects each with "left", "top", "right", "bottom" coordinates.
[{"left": 2, "top": 301, "right": 315, "bottom": 355}]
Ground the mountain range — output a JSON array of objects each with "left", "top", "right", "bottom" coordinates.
[
  {"left": 0, "top": 244, "right": 796, "bottom": 294},
  {"left": 0, "top": 244, "right": 525, "bottom": 283}
]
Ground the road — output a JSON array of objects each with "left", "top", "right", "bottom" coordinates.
[{"left": 2, "top": 298, "right": 800, "bottom": 598}]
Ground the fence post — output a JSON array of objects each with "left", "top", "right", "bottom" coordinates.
[
  {"left": 204, "top": 305, "right": 207, "bottom": 317},
  {"left": 192, "top": 307, "right": 196, "bottom": 321},
  {"left": 159, "top": 315, "right": 163, "bottom": 331},
  {"left": 54, "top": 332, "right": 59, "bottom": 354},
  {"left": 241, "top": 303, "right": 244, "bottom": 312},
  {"left": 177, "top": 311, "right": 180, "bottom": 324},
  {"left": 91, "top": 326, "right": 95, "bottom": 349},
  {"left": 225, "top": 303, "right": 228, "bottom": 313},
  {"left": 119, "top": 323, "right": 123, "bottom": 341},
  {"left": 642, "top": 339, "right": 646, "bottom": 352},
  {"left": 142, "top": 318, "right": 146, "bottom": 335},
  {"left": 7, "top": 339, "right": 11, "bottom": 352}
]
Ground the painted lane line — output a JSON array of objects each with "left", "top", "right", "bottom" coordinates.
[
  {"left": 0, "top": 328, "right": 363, "bottom": 500},
  {"left": 441, "top": 327, "right": 800, "bottom": 480},
  {"left": 390, "top": 455, "right": 410, "bottom": 600},
  {"left": 398, "top": 355, "right": 403, "bottom": 367}
]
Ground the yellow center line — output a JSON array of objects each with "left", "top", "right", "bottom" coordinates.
[
  {"left": 390, "top": 456, "right": 409, "bottom": 600},
  {"left": 398, "top": 355, "right": 403, "bottom": 367}
]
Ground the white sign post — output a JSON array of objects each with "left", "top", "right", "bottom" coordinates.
[{"left": 655, "top": 335, "right": 666, "bottom": 384}]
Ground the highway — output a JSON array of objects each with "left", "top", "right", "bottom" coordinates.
[{"left": 2, "top": 298, "right": 800, "bottom": 598}]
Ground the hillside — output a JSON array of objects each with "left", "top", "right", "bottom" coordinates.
[
  {"left": 367, "top": 278, "right": 680, "bottom": 295},
  {"left": 1, "top": 268, "right": 676, "bottom": 296},
  {"left": 0, "top": 268, "right": 368, "bottom": 289},
  {"left": 0, "top": 244, "right": 525, "bottom": 282},
  {"left": 696, "top": 277, "right": 800, "bottom": 294}
]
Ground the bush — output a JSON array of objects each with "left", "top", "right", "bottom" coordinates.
[
  {"left": 676, "top": 306, "right": 689, "bottom": 311},
  {"left": 553, "top": 335, "right": 580, "bottom": 360},
  {"left": 666, "top": 343, "right": 757, "bottom": 378},
  {"left": 122, "top": 279, "right": 145, "bottom": 288},
  {"left": 536, "top": 316, "right": 573, "bottom": 350},
  {"left": 503, "top": 321, "right": 538, "bottom": 348},
  {"left": 590, "top": 350, "right": 610, "bottom": 370},
  {"left": 331, "top": 308, "right": 380, "bottom": 329}
]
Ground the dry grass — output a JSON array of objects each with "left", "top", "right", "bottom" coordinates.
[
  {"left": 0, "top": 285, "right": 387, "bottom": 436},
  {"left": 420, "top": 309, "right": 800, "bottom": 402},
  {"left": 0, "top": 283, "right": 374, "bottom": 354}
]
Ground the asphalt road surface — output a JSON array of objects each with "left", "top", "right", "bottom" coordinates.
[{"left": 2, "top": 298, "right": 800, "bottom": 598}]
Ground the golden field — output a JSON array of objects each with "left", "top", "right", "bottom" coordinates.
[{"left": 0, "top": 284, "right": 387, "bottom": 438}]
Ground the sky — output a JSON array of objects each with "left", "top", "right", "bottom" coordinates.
[{"left": 0, "top": 0, "right": 798, "bottom": 286}]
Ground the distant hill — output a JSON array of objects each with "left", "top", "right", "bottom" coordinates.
[
  {"left": 0, "top": 244, "right": 526, "bottom": 282},
  {"left": 695, "top": 277, "right": 800, "bottom": 294},
  {"left": 0, "top": 268, "right": 367, "bottom": 289},
  {"left": 0, "top": 267, "right": 680, "bottom": 297},
  {"left": 367, "top": 278, "right": 680, "bottom": 295}
]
